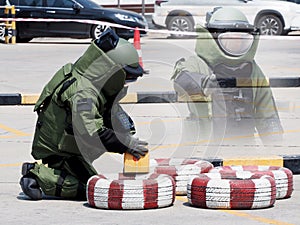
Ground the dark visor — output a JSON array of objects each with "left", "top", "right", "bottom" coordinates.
[{"left": 123, "top": 64, "right": 145, "bottom": 81}]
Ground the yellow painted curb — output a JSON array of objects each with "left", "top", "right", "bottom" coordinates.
[
  {"left": 20, "top": 93, "right": 139, "bottom": 104},
  {"left": 120, "top": 92, "right": 137, "bottom": 103},
  {"left": 21, "top": 94, "right": 39, "bottom": 105},
  {"left": 223, "top": 155, "right": 283, "bottom": 167}
]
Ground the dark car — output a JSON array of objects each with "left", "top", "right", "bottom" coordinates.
[{"left": 0, "top": 0, "right": 148, "bottom": 42}]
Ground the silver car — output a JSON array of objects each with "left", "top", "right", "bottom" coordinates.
[{"left": 152, "top": 0, "right": 300, "bottom": 38}]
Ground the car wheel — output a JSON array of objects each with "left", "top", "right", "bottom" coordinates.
[
  {"left": 0, "top": 24, "right": 5, "bottom": 42},
  {"left": 257, "top": 15, "right": 283, "bottom": 35},
  {"left": 167, "top": 16, "right": 194, "bottom": 38},
  {"left": 91, "top": 24, "right": 113, "bottom": 40}
]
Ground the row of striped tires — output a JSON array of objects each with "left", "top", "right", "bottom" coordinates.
[
  {"left": 87, "top": 158, "right": 212, "bottom": 209},
  {"left": 87, "top": 158, "right": 294, "bottom": 210},
  {"left": 187, "top": 165, "right": 294, "bottom": 209}
]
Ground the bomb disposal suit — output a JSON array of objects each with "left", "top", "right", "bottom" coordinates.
[
  {"left": 172, "top": 8, "right": 283, "bottom": 144},
  {"left": 19, "top": 30, "right": 148, "bottom": 200}
]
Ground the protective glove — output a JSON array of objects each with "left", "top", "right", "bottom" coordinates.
[
  {"left": 95, "top": 28, "right": 119, "bottom": 52},
  {"left": 126, "top": 137, "right": 148, "bottom": 160},
  {"left": 216, "top": 77, "right": 237, "bottom": 88},
  {"left": 203, "top": 75, "right": 237, "bottom": 96},
  {"left": 98, "top": 128, "right": 148, "bottom": 159}
]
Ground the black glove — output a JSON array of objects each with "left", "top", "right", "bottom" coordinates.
[
  {"left": 203, "top": 75, "right": 237, "bottom": 95},
  {"left": 98, "top": 129, "right": 148, "bottom": 159},
  {"left": 126, "top": 137, "right": 148, "bottom": 160},
  {"left": 216, "top": 77, "right": 237, "bottom": 88},
  {"left": 95, "top": 28, "right": 119, "bottom": 52}
]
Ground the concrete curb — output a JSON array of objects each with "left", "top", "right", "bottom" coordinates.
[
  {"left": 0, "top": 92, "right": 179, "bottom": 105},
  {"left": 1, "top": 77, "right": 299, "bottom": 105},
  {"left": 203, "top": 155, "right": 300, "bottom": 174}
]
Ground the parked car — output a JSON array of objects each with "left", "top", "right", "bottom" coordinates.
[
  {"left": 0, "top": 0, "right": 148, "bottom": 42},
  {"left": 93, "top": 0, "right": 155, "bottom": 14},
  {"left": 287, "top": 0, "right": 300, "bottom": 3},
  {"left": 152, "top": 0, "right": 300, "bottom": 38}
]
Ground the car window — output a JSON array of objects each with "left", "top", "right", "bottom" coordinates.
[
  {"left": 46, "top": 0, "right": 74, "bottom": 7},
  {"left": 8, "top": 0, "right": 42, "bottom": 6}
]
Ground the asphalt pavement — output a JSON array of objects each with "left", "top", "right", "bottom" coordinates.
[{"left": 1, "top": 33, "right": 300, "bottom": 225}]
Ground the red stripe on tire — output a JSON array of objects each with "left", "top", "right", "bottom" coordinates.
[
  {"left": 143, "top": 179, "right": 158, "bottom": 209},
  {"left": 230, "top": 179, "right": 255, "bottom": 209},
  {"left": 155, "top": 166, "right": 178, "bottom": 178},
  {"left": 108, "top": 180, "right": 124, "bottom": 209},
  {"left": 87, "top": 176, "right": 99, "bottom": 207},
  {"left": 191, "top": 176, "right": 210, "bottom": 208},
  {"left": 182, "top": 159, "right": 200, "bottom": 165},
  {"left": 154, "top": 158, "right": 171, "bottom": 165},
  {"left": 219, "top": 170, "right": 237, "bottom": 179}
]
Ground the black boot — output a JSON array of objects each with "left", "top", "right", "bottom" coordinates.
[
  {"left": 20, "top": 162, "right": 42, "bottom": 200},
  {"left": 21, "top": 162, "right": 36, "bottom": 176}
]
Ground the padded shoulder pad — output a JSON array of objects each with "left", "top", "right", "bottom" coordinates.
[{"left": 63, "top": 63, "right": 73, "bottom": 76}]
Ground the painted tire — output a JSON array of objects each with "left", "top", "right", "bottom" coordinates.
[
  {"left": 87, "top": 174, "right": 175, "bottom": 210},
  {"left": 187, "top": 174, "right": 276, "bottom": 209},
  {"left": 150, "top": 159, "right": 214, "bottom": 195},
  {"left": 208, "top": 166, "right": 293, "bottom": 199}
]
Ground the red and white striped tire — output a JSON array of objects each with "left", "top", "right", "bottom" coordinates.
[
  {"left": 87, "top": 174, "right": 176, "bottom": 210},
  {"left": 208, "top": 166, "right": 293, "bottom": 199},
  {"left": 150, "top": 159, "right": 214, "bottom": 195},
  {"left": 187, "top": 174, "right": 276, "bottom": 209}
]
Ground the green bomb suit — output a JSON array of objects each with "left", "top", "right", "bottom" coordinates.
[
  {"left": 172, "top": 26, "right": 283, "bottom": 144},
  {"left": 29, "top": 40, "right": 134, "bottom": 199}
]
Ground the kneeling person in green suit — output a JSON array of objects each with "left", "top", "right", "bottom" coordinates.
[{"left": 20, "top": 29, "right": 148, "bottom": 200}]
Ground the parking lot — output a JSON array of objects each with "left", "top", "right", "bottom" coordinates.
[{"left": 1, "top": 33, "right": 300, "bottom": 224}]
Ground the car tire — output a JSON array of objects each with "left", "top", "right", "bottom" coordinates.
[
  {"left": 208, "top": 165, "right": 294, "bottom": 199},
  {"left": 0, "top": 26, "right": 31, "bottom": 43},
  {"left": 0, "top": 24, "right": 5, "bottom": 42},
  {"left": 87, "top": 174, "right": 176, "bottom": 210},
  {"left": 91, "top": 24, "right": 113, "bottom": 40},
  {"left": 187, "top": 173, "right": 276, "bottom": 209},
  {"left": 167, "top": 16, "right": 194, "bottom": 38},
  {"left": 256, "top": 15, "right": 283, "bottom": 35}
]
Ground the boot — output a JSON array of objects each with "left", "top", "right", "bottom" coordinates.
[
  {"left": 21, "top": 162, "right": 36, "bottom": 176},
  {"left": 19, "top": 175, "right": 42, "bottom": 200},
  {"left": 20, "top": 162, "right": 42, "bottom": 200}
]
